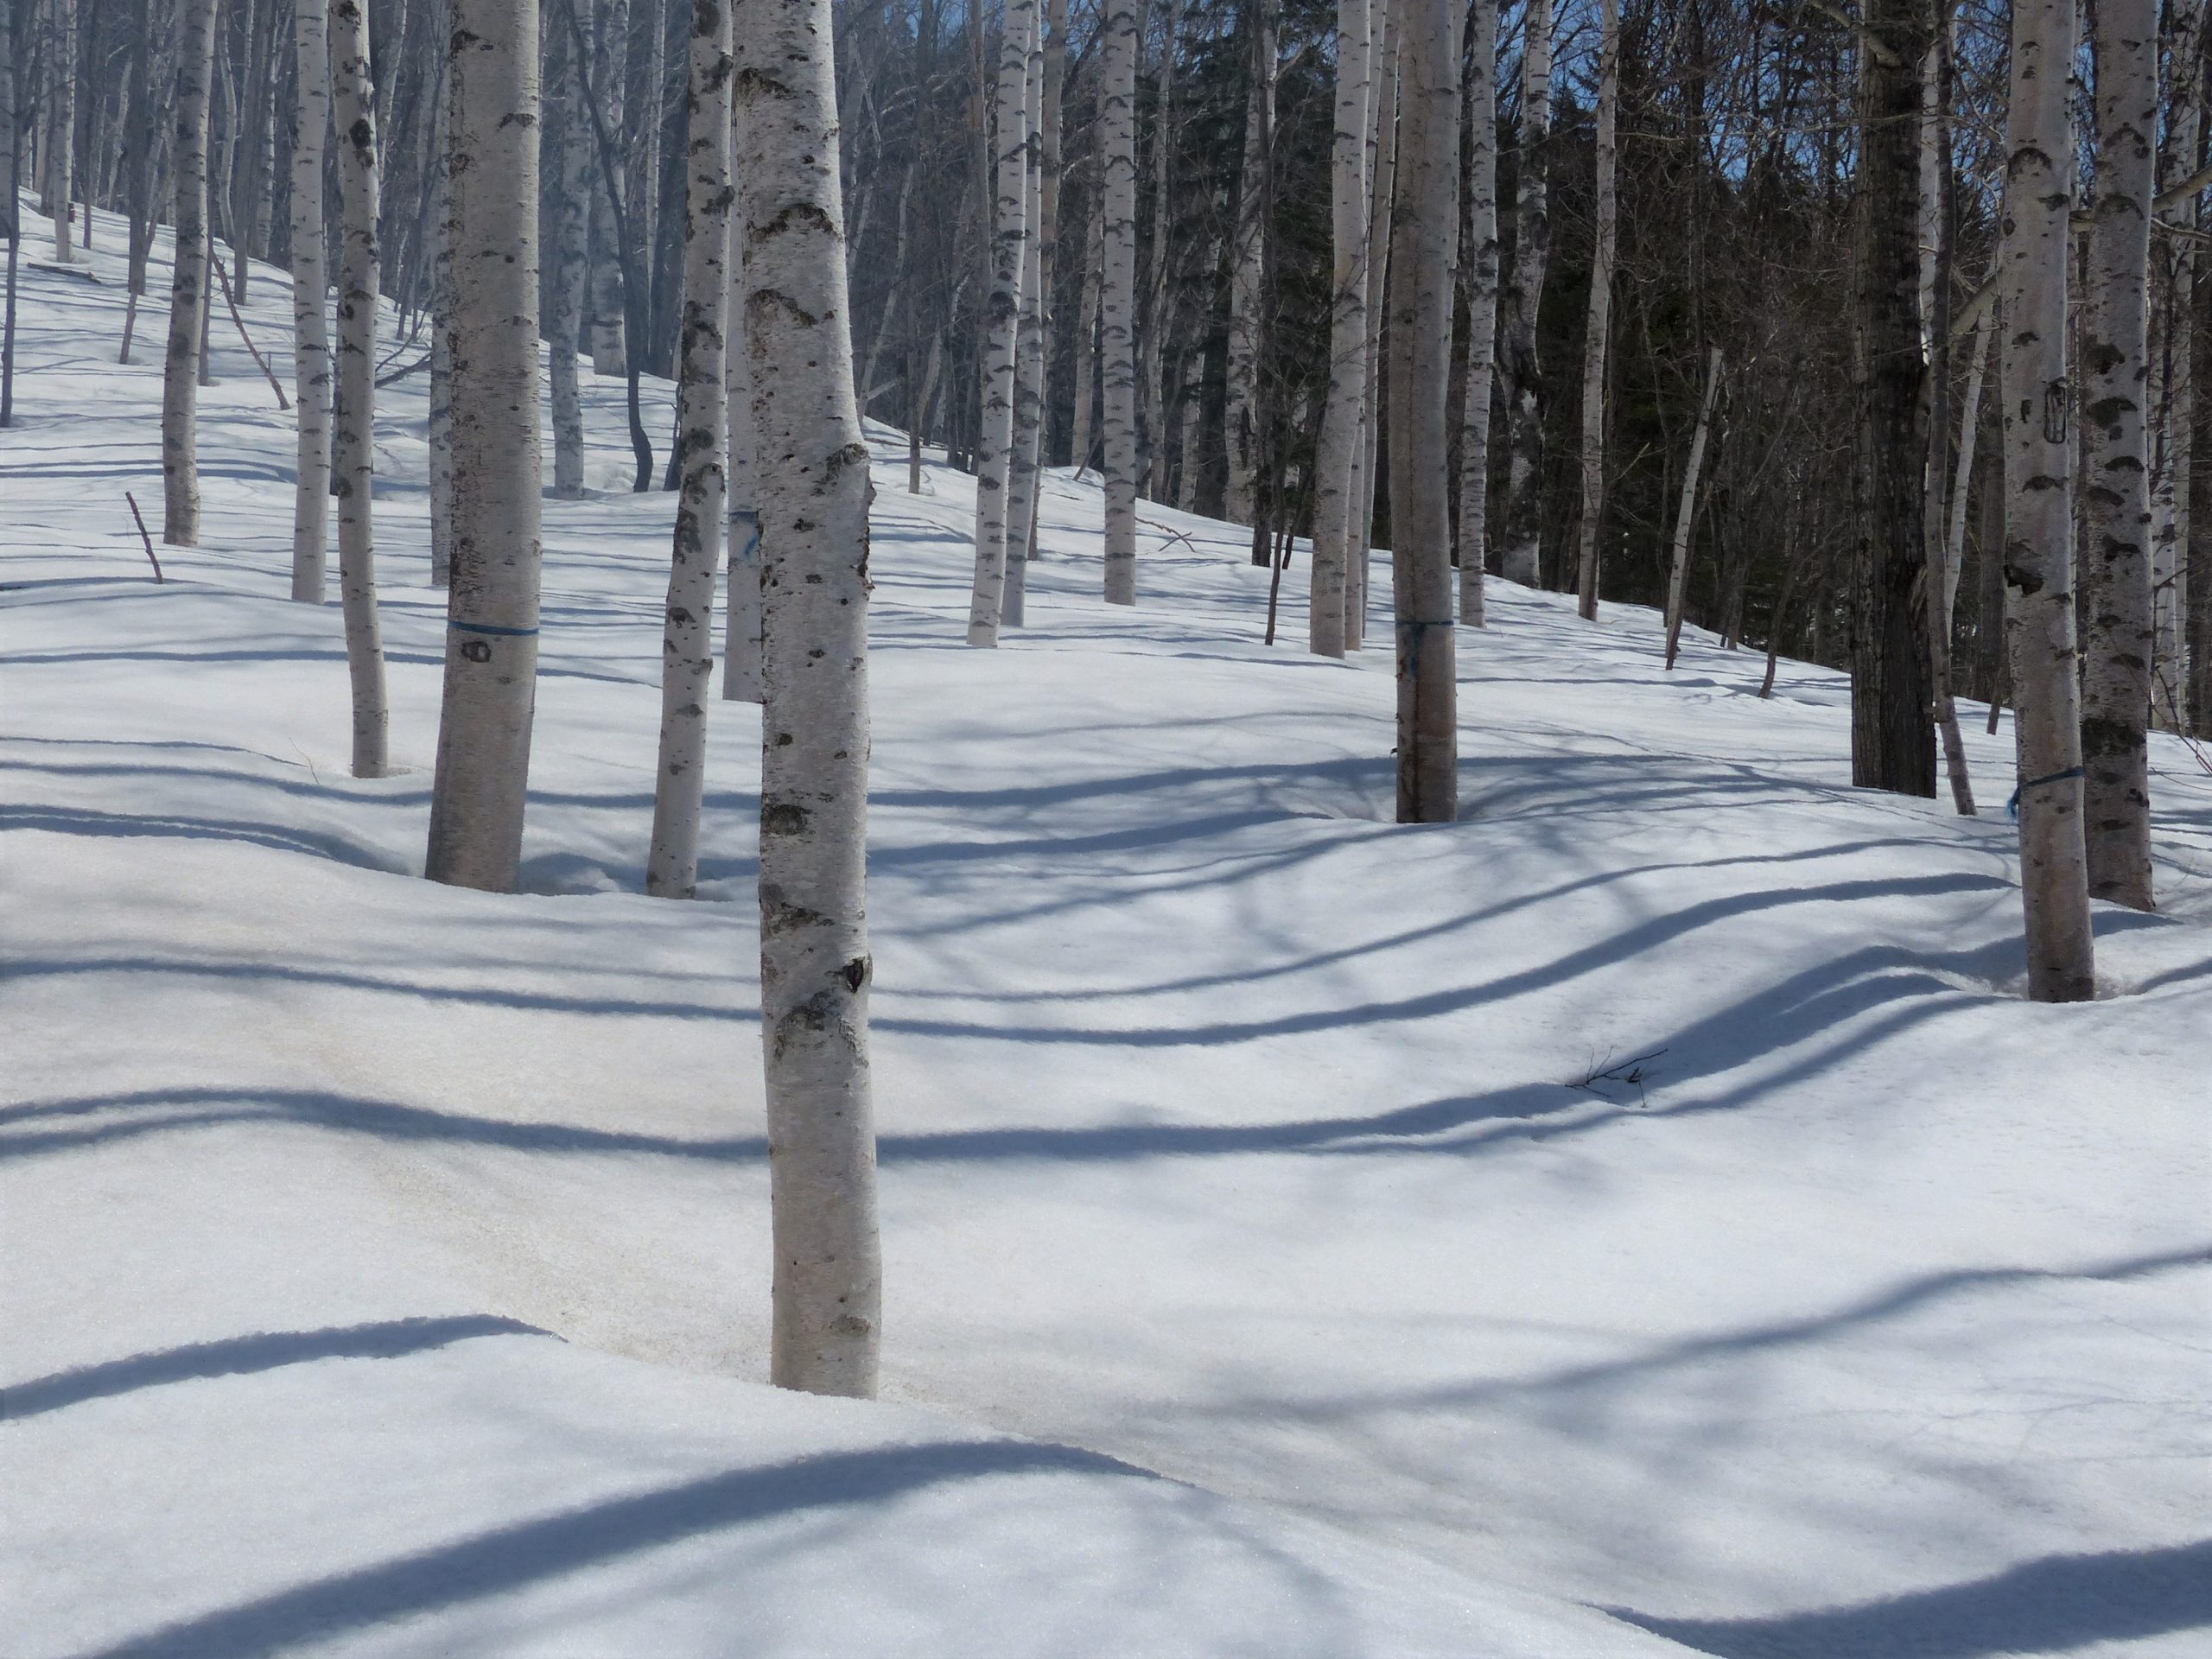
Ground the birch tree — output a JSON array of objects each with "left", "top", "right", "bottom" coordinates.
[
  {"left": 721, "top": 210, "right": 763, "bottom": 702},
  {"left": 290, "top": 0, "right": 333, "bottom": 603},
  {"left": 645, "top": 0, "right": 733, "bottom": 899},
  {"left": 546, "top": 0, "right": 594, "bottom": 499},
  {"left": 1571, "top": 0, "right": 1618, "bottom": 622},
  {"left": 1306, "top": 0, "right": 1371, "bottom": 658},
  {"left": 1137, "top": 0, "right": 1181, "bottom": 498},
  {"left": 47, "top": 0, "right": 77, "bottom": 264},
  {"left": 734, "top": 0, "right": 882, "bottom": 1397},
  {"left": 1388, "top": 0, "right": 1458, "bottom": 822},
  {"left": 1921, "top": 16, "right": 1974, "bottom": 817},
  {"left": 330, "top": 0, "right": 389, "bottom": 778},
  {"left": 1662, "top": 347, "right": 1722, "bottom": 668},
  {"left": 1001, "top": 18, "right": 1046, "bottom": 629},
  {"left": 1222, "top": 0, "right": 1276, "bottom": 527},
  {"left": 1496, "top": 0, "right": 1550, "bottom": 588},
  {"left": 1455, "top": 0, "right": 1498, "bottom": 625},
  {"left": 1100, "top": 0, "right": 1139, "bottom": 606},
  {"left": 1346, "top": 0, "right": 1397, "bottom": 651},
  {"left": 428, "top": 4, "right": 456, "bottom": 588},
  {"left": 2080, "top": 0, "right": 2158, "bottom": 908},
  {"left": 425, "top": 0, "right": 544, "bottom": 892},
  {"left": 2151, "top": 0, "right": 2203, "bottom": 728},
  {"left": 965, "top": 0, "right": 1034, "bottom": 645},
  {"left": 1999, "top": 0, "right": 2096, "bottom": 1001},
  {"left": 162, "top": 0, "right": 218, "bottom": 546}
]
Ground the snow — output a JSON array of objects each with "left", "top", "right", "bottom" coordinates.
[{"left": 3, "top": 203, "right": 2209, "bottom": 1658}]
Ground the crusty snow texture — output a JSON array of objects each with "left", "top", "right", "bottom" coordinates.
[{"left": 3, "top": 205, "right": 2209, "bottom": 1658}]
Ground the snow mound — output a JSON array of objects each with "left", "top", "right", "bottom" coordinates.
[{"left": 4, "top": 202, "right": 2209, "bottom": 1657}]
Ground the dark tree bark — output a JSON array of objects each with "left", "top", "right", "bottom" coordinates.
[{"left": 1847, "top": 0, "right": 1935, "bottom": 797}]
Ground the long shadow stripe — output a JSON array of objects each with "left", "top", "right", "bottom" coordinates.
[
  {"left": 4, "top": 1316, "right": 548, "bottom": 1422},
  {"left": 79, "top": 1440, "right": 1155, "bottom": 1659}
]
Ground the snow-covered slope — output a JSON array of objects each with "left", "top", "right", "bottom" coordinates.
[{"left": 4, "top": 206, "right": 2208, "bottom": 1657}]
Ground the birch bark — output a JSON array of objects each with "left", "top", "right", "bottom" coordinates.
[
  {"left": 965, "top": 0, "right": 1034, "bottom": 645},
  {"left": 290, "top": 0, "right": 333, "bottom": 602},
  {"left": 721, "top": 207, "right": 763, "bottom": 701},
  {"left": 734, "top": 0, "right": 881, "bottom": 1395},
  {"left": 1222, "top": 0, "right": 1276, "bottom": 527},
  {"left": 1346, "top": 0, "right": 1396, "bottom": 647},
  {"left": 48, "top": 0, "right": 77, "bottom": 263},
  {"left": 1943, "top": 311, "right": 1993, "bottom": 632},
  {"left": 1001, "top": 17, "right": 1046, "bottom": 627},
  {"left": 1307, "top": 0, "right": 1370, "bottom": 658},
  {"left": 1496, "top": 0, "right": 1549, "bottom": 588},
  {"left": 424, "top": 0, "right": 544, "bottom": 892},
  {"left": 645, "top": 0, "right": 732, "bottom": 898},
  {"left": 2151, "top": 0, "right": 2202, "bottom": 728},
  {"left": 162, "top": 0, "right": 218, "bottom": 546},
  {"left": 1455, "top": 0, "right": 1497, "bottom": 625},
  {"left": 1571, "top": 0, "right": 1618, "bottom": 621},
  {"left": 1661, "top": 347, "right": 1721, "bottom": 668},
  {"left": 2079, "top": 0, "right": 2158, "bottom": 906},
  {"left": 1137, "top": 0, "right": 1179, "bottom": 497},
  {"left": 1100, "top": 0, "right": 1139, "bottom": 604},
  {"left": 330, "top": 0, "right": 390, "bottom": 778},
  {"left": 1069, "top": 188, "right": 1100, "bottom": 470},
  {"left": 547, "top": 0, "right": 593, "bottom": 498},
  {"left": 1999, "top": 0, "right": 2096, "bottom": 1000},
  {"left": 428, "top": 4, "right": 455, "bottom": 588}
]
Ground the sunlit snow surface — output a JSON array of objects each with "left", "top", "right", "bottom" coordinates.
[{"left": 3, "top": 202, "right": 2209, "bottom": 1658}]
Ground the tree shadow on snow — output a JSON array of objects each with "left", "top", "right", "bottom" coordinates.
[
  {"left": 1609, "top": 1535, "right": 2212, "bottom": 1659},
  {"left": 77, "top": 1440, "right": 1158, "bottom": 1659},
  {"left": 3, "top": 1315, "right": 547, "bottom": 1422}
]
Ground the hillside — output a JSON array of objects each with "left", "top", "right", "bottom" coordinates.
[{"left": 3, "top": 209, "right": 2209, "bottom": 1658}]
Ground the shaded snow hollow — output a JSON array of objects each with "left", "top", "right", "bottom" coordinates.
[{"left": 3, "top": 204, "right": 2209, "bottom": 1657}]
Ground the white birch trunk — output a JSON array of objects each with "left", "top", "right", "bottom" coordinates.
[
  {"left": 1570, "top": 0, "right": 1618, "bottom": 622},
  {"left": 1496, "top": 0, "right": 1550, "bottom": 588},
  {"left": 1455, "top": 0, "right": 1498, "bottom": 625},
  {"left": 1137, "top": 0, "right": 1180, "bottom": 499},
  {"left": 645, "top": 0, "right": 733, "bottom": 899},
  {"left": 547, "top": 0, "right": 594, "bottom": 499},
  {"left": 1306, "top": 0, "right": 1371, "bottom": 659},
  {"left": 965, "top": 0, "right": 1034, "bottom": 645},
  {"left": 1069, "top": 188, "right": 1100, "bottom": 471},
  {"left": 721, "top": 213, "right": 763, "bottom": 702},
  {"left": 588, "top": 0, "right": 627, "bottom": 375},
  {"left": 2150, "top": 0, "right": 2202, "bottom": 728},
  {"left": 1222, "top": 0, "right": 1276, "bottom": 527},
  {"left": 1943, "top": 310, "right": 1992, "bottom": 632},
  {"left": 1099, "top": 0, "right": 1139, "bottom": 604},
  {"left": 1345, "top": 0, "right": 1396, "bottom": 650},
  {"left": 2079, "top": 0, "right": 2158, "bottom": 908},
  {"left": 289, "top": 0, "right": 333, "bottom": 603},
  {"left": 428, "top": 20, "right": 456, "bottom": 589},
  {"left": 47, "top": 0, "right": 76, "bottom": 263},
  {"left": 1001, "top": 18, "right": 1046, "bottom": 629},
  {"left": 1999, "top": 0, "right": 2096, "bottom": 1001},
  {"left": 424, "top": 0, "right": 544, "bottom": 892},
  {"left": 734, "top": 0, "right": 881, "bottom": 1396},
  {"left": 330, "top": 0, "right": 390, "bottom": 779},
  {"left": 1660, "top": 347, "right": 1721, "bottom": 668},
  {"left": 162, "top": 0, "right": 218, "bottom": 546},
  {"left": 1388, "top": 0, "right": 1458, "bottom": 821}
]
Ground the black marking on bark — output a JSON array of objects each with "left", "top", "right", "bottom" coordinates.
[
  {"left": 763, "top": 802, "right": 809, "bottom": 836},
  {"left": 840, "top": 957, "right": 869, "bottom": 991}
]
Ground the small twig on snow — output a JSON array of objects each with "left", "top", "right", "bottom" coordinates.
[
  {"left": 124, "top": 492, "right": 164, "bottom": 582},
  {"left": 1567, "top": 1046, "right": 1668, "bottom": 1103}
]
